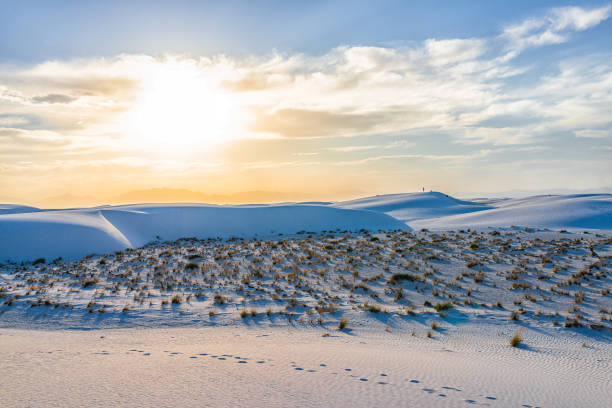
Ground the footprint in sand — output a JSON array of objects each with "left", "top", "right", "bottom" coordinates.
[
  {"left": 294, "top": 367, "right": 304, "bottom": 371},
  {"left": 190, "top": 356, "right": 197, "bottom": 359},
  {"left": 409, "top": 379, "right": 420, "bottom": 383},
  {"left": 485, "top": 396, "right": 496, "bottom": 400},
  {"left": 423, "top": 388, "right": 435, "bottom": 394},
  {"left": 143, "top": 353, "right": 150, "bottom": 356},
  {"left": 237, "top": 360, "right": 247, "bottom": 364},
  {"left": 218, "top": 357, "right": 226, "bottom": 360},
  {"left": 377, "top": 381, "right": 388, "bottom": 385},
  {"left": 359, "top": 378, "right": 368, "bottom": 382},
  {"left": 442, "top": 386, "right": 461, "bottom": 392},
  {"left": 199, "top": 353, "right": 208, "bottom": 356},
  {"left": 320, "top": 363, "right": 327, "bottom": 367},
  {"left": 438, "top": 394, "right": 446, "bottom": 397},
  {"left": 344, "top": 368, "right": 352, "bottom": 372},
  {"left": 257, "top": 360, "right": 265, "bottom": 364},
  {"left": 464, "top": 399, "right": 476, "bottom": 404}
]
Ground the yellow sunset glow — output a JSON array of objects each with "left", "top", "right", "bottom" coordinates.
[{"left": 120, "top": 60, "right": 239, "bottom": 153}]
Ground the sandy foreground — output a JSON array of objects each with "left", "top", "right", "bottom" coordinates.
[{"left": 1, "top": 326, "right": 610, "bottom": 407}]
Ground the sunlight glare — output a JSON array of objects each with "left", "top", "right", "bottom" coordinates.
[{"left": 121, "top": 60, "right": 237, "bottom": 154}]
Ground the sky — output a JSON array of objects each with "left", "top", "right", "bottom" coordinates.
[{"left": 1, "top": 1, "right": 612, "bottom": 206}]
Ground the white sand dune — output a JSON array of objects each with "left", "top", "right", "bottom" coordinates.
[
  {"left": 2, "top": 192, "right": 612, "bottom": 263},
  {"left": 0, "top": 204, "right": 407, "bottom": 262},
  {"left": 334, "top": 191, "right": 491, "bottom": 222},
  {"left": 410, "top": 194, "right": 612, "bottom": 230},
  {"left": 0, "top": 204, "right": 42, "bottom": 215},
  {"left": 334, "top": 191, "right": 612, "bottom": 231}
]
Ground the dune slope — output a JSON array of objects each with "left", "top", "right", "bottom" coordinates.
[
  {"left": 410, "top": 194, "right": 612, "bottom": 230},
  {"left": 0, "top": 204, "right": 407, "bottom": 262},
  {"left": 334, "top": 192, "right": 491, "bottom": 222}
]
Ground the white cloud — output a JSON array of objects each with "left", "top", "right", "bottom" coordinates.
[{"left": 501, "top": 5, "right": 611, "bottom": 55}]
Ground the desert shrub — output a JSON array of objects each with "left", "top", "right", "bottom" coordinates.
[
  {"left": 171, "top": 294, "right": 182, "bottom": 304},
  {"left": 388, "top": 273, "right": 420, "bottom": 284},
  {"left": 434, "top": 302, "right": 453, "bottom": 312},
  {"left": 363, "top": 303, "right": 381, "bottom": 313},
  {"left": 81, "top": 278, "right": 99, "bottom": 288},
  {"left": 338, "top": 316, "right": 348, "bottom": 330}
]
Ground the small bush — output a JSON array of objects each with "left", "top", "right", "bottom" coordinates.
[
  {"left": 171, "top": 294, "right": 182, "bottom": 304},
  {"left": 434, "top": 302, "right": 453, "bottom": 312},
  {"left": 510, "top": 311, "right": 520, "bottom": 321},
  {"left": 338, "top": 316, "right": 348, "bottom": 330},
  {"left": 388, "top": 273, "right": 420, "bottom": 284}
]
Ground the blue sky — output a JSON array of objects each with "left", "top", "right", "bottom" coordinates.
[
  {"left": 0, "top": 1, "right": 611, "bottom": 205},
  {"left": 3, "top": 1, "right": 611, "bottom": 61}
]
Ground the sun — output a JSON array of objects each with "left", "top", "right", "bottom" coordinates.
[{"left": 120, "top": 60, "right": 238, "bottom": 154}]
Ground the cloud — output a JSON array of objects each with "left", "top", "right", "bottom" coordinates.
[
  {"left": 575, "top": 129, "right": 611, "bottom": 138},
  {"left": 501, "top": 5, "right": 611, "bottom": 55},
  {"left": 30, "top": 93, "right": 77, "bottom": 104},
  {"left": 1, "top": 3, "right": 611, "bottom": 201},
  {"left": 249, "top": 107, "right": 426, "bottom": 138}
]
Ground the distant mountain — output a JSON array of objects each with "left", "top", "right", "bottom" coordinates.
[{"left": 112, "top": 188, "right": 315, "bottom": 205}]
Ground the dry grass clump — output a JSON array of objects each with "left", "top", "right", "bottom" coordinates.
[
  {"left": 388, "top": 273, "right": 420, "bottom": 284},
  {"left": 338, "top": 316, "right": 349, "bottom": 330},
  {"left": 171, "top": 294, "right": 182, "bottom": 304},
  {"left": 433, "top": 302, "right": 453, "bottom": 312},
  {"left": 510, "top": 330, "right": 522, "bottom": 347}
]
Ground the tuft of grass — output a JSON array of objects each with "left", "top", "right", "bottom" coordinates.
[
  {"left": 431, "top": 321, "right": 439, "bottom": 330},
  {"left": 388, "top": 273, "right": 420, "bottom": 284},
  {"left": 338, "top": 316, "right": 349, "bottom": 330},
  {"left": 171, "top": 294, "right": 182, "bottom": 304},
  {"left": 426, "top": 331, "right": 433, "bottom": 338},
  {"left": 510, "top": 311, "right": 520, "bottom": 321},
  {"left": 510, "top": 330, "right": 522, "bottom": 347},
  {"left": 208, "top": 309, "right": 216, "bottom": 317},
  {"left": 240, "top": 309, "right": 248, "bottom": 318},
  {"left": 434, "top": 302, "right": 453, "bottom": 312}
]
